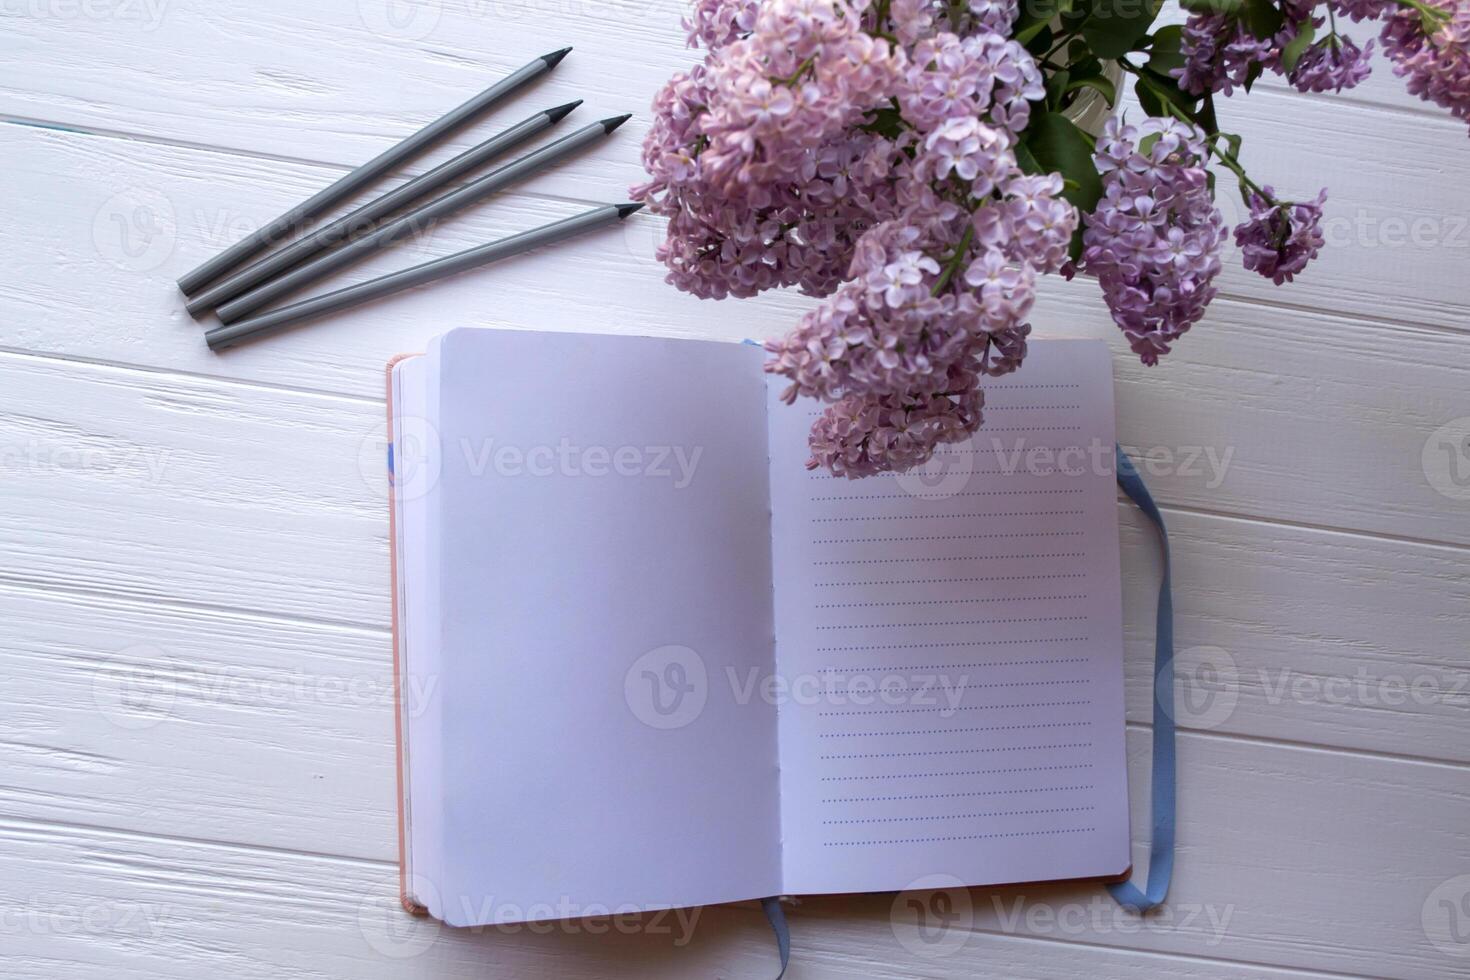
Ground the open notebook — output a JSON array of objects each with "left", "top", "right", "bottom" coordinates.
[{"left": 386, "top": 327, "right": 1130, "bottom": 926}]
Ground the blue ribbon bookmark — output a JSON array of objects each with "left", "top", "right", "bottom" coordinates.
[
  {"left": 755, "top": 445, "right": 1175, "bottom": 975},
  {"left": 761, "top": 896, "right": 790, "bottom": 978},
  {"left": 1105, "top": 444, "right": 1176, "bottom": 913}
]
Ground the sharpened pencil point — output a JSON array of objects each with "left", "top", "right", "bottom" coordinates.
[
  {"left": 601, "top": 113, "right": 633, "bottom": 133},
  {"left": 616, "top": 202, "right": 645, "bottom": 219},
  {"left": 541, "top": 46, "right": 573, "bottom": 69},
  {"left": 546, "top": 99, "right": 582, "bottom": 123}
]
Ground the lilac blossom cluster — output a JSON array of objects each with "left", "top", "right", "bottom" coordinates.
[
  {"left": 1381, "top": 0, "right": 1470, "bottom": 129},
  {"left": 1235, "top": 186, "right": 1328, "bottom": 283},
  {"left": 1079, "top": 118, "right": 1226, "bottom": 366},
  {"left": 637, "top": 0, "right": 1468, "bottom": 479},
  {"left": 1179, "top": 0, "right": 1470, "bottom": 121},
  {"left": 637, "top": 0, "right": 1080, "bottom": 476}
]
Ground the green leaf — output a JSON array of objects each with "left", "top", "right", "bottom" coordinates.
[
  {"left": 1146, "top": 24, "right": 1187, "bottom": 74},
  {"left": 1066, "top": 74, "right": 1118, "bottom": 106},
  {"left": 1179, "top": 0, "right": 1242, "bottom": 14},
  {"left": 1134, "top": 67, "right": 1200, "bottom": 119},
  {"left": 1279, "top": 17, "right": 1317, "bottom": 73},
  {"left": 1014, "top": 0, "right": 1064, "bottom": 43},
  {"left": 1024, "top": 23, "right": 1055, "bottom": 56},
  {"left": 859, "top": 103, "right": 905, "bottom": 140},
  {"left": 1014, "top": 140, "right": 1044, "bottom": 176},
  {"left": 1242, "top": 0, "right": 1284, "bottom": 40},
  {"left": 1046, "top": 69, "right": 1071, "bottom": 109},
  {"left": 1243, "top": 59, "right": 1264, "bottom": 91},
  {"left": 1023, "top": 112, "right": 1104, "bottom": 214},
  {"left": 1080, "top": 0, "right": 1161, "bottom": 59},
  {"left": 1015, "top": 17, "right": 1052, "bottom": 43}
]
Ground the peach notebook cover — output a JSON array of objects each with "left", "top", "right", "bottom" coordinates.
[{"left": 385, "top": 352, "right": 426, "bottom": 916}]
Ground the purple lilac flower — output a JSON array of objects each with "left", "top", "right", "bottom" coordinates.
[
  {"left": 967, "top": 0, "right": 1019, "bottom": 33},
  {"left": 806, "top": 374, "right": 985, "bottom": 477},
  {"left": 684, "top": 0, "right": 757, "bottom": 49},
  {"left": 1081, "top": 117, "right": 1226, "bottom": 366},
  {"left": 1289, "top": 34, "right": 1375, "bottom": 92},
  {"left": 900, "top": 31, "right": 1043, "bottom": 136},
  {"left": 1234, "top": 186, "right": 1329, "bottom": 284},
  {"left": 1176, "top": 14, "right": 1276, "bottom": 95},
  {"left": 758, "top": 13, "right": 1073, "bottom": 475},
  {"left": 1381, "top": 0, "right": 1470, "bottom": 134},
  {"left": 887, "top": 0, "right": 935, "bottom": 44},
  {"left": 1329, "top": 0, "right": 1396, "bottom": 19}
]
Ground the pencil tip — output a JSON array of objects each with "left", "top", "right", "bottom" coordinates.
[
  {"left": 541, "top": 46, "right": 572, "bottom": 69},
  {"left": 545, "top": 99, "right": 582, "bottom": 123},
  {"left": 616, "top": 202, "right": 645, "bottom": 219},
  {"left": 601, "top": 113, "right": 633, "bottom": 133}
]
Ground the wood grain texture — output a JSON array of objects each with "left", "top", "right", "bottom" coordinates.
[
  {"left": 2, "top": 0, "right": 1469, "bottom": 976},
  {"left": 6, "top": 122, "right": 1470, "bottom": 549},
  {"left": 2, "top": 816, "right": 1362, "bottom": 980},
  {"left": 4, "top": 2, "right": 1470, "bottom": 330}
]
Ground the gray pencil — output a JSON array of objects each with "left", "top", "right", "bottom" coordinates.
[
  {"left": 184, "top": 100, "right": 582, "bottom": 318},
  {"left": 215, "top": 114, "right": 630, "bottom": 324},
  {"left": 176, "top": 46, "right": 572, "bottom": 297},
  {"left": 206, "top": 203, "right": 643, "bottom": 350}
]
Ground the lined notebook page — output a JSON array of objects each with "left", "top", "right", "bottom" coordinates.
[{"left": 765, "top": 339, "right": 1131, "bottom": 895}]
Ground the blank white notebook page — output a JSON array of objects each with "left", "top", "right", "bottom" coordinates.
[
  {"left": 427, "top": 329, "right": 783, "bottom": 925},
  {"left": 765, "top": 339, "right": 1131, "bottom": 895}
]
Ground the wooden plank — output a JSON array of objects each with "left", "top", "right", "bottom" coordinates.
[
  {"left": 0, "top": 583, "right": 399, "bottom": 860},
  {"left": 0, "top": 502, "right": 1464, "bottom": 865},
  {"left": 1, "top": 710, "right": 1465, "bottom": 978},
  {"left": 4, "top": 4, "right": 1470, "bottom": 330},
  {"left": 5, "top": 124, "right": 1470, "bottom": 546},
  {"left": 0, "top": 351, "right": 389, "bottom": 627},
  {"left": 0, "top": 817, "right": 1349, "bottom": 980}
]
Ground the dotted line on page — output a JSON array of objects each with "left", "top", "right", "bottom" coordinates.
[
  {"left": 814, "top": 594, "right": 1086, "bottom": 610},
  {"left": 813, "top": 553, "right": 1084, "bottom": 566},
  {"left": 816, "top": 639, "right": 1088, "bottom": 654},
  {"left": 820, "top": 722, "right": 1092, "bottom": 739},
  {"left": 825, "top": 827, "right": 1096, "bottom": 846},
  {"left": 824, "top": 806, "right": 1096, "bottom": 825},
  {"left": 811, "top": 511, "right": 1085, "bottom": 522},
  {"left": 820, "top": 657, "right": 1090, "bottom": 671},
  {"left": 822, "top": 785, "right": 1095, "bottom": 803},
  {"left": 817, "top": 573, "right": 1085, "bottom": 587},
  {"left": 820, "top": 740, "right": 1092, "bottom": 760},
  {"left": 812, "top": 489, "right": 1084, "bottom": 502},
  {"left": 820, "top": 764, "right": 1094, "bottom": 782},
  {"left": 812, "top": 532, "right": 1082, "bottom": 545},
  {"left": 816, "top": 616, "right": 1087, "bottom": 630}
]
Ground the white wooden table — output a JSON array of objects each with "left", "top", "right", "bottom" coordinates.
[{"left": 3, "top": 2, "right": 1469, "bottom": 977}]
